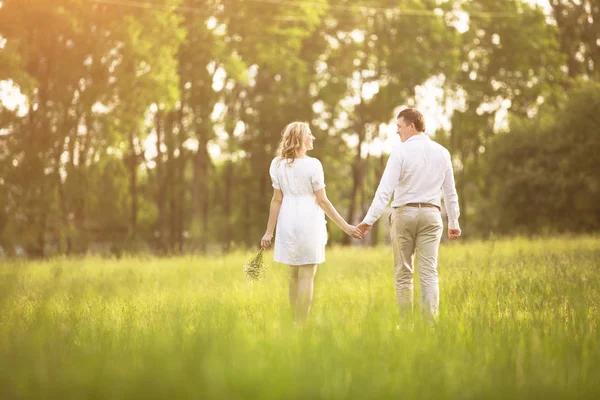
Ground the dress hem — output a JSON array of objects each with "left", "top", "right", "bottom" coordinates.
[{"left": 274, "top": 258, "right": 326, "bottom": 266}]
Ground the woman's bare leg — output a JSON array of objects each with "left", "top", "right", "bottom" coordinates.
[
  {"left": 296, "top": 264, "right": 318, "bottom": 322},
  {"left": 289, "top": 266, "right": 299, "bottom": 319}
]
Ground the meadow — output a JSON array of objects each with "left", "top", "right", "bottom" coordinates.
[{"left": 1, "top": 236, "right": 599, "bottom": 399}]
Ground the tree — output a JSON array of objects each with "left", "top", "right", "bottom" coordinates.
[
  {"left": 439, "top": 0, "right": 564, "bottom": 233},
  {"left": 549, "top": 0, "right": 600, "bottom": 80},
  {"left": 480, "top": 82, "right": 600, "bottom": 234},
  {"left": 0, "top": 0, "right": 183, "bottom": 256}
]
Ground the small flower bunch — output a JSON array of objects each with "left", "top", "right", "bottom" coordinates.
[{"left": 243, "top": 249, "right": 266, "bottom": 281}]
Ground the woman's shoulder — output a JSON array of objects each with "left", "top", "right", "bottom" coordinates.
[
  {"left": 272, "top": 156, "right": 322, "bottom": 169},
  {"left": 269, "top": 157, "right": 282, "bottom": 173},
  {"left": 308, "top": 157, "right": 323, "bottom": 169},
  {"left": 306, "top": 156, "right": 322, "bottom": 164}
]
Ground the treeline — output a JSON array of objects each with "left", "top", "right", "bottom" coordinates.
[{"left": 0, "top": 0, "right": 598, "bottom": 257}]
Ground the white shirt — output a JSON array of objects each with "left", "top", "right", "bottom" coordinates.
[{"left": 361, "top": 134, "right": 460, "bottom": 230}]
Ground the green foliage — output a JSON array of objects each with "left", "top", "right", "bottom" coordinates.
[
  {"left": 549, "top": 0, "right": 600, "bottom": 80},
  {"left": 1, "top": 0, "right": 598, "bottom": 255},
  {"left": 478, "top": 83, "right": 600, "bottom": 234}
]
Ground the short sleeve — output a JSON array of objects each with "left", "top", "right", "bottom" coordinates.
[
  {"left": 311, "top": 159, "right": 326, "bottom": 191},
  {"left": 269, "top": 158, "right": 280, "bottom": 190}
]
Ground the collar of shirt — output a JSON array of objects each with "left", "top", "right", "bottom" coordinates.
[{"left": 404, "top": 134, "right": 430, "bottom": 143}]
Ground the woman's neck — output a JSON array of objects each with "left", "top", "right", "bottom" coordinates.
[{"left": 296, "top": 150, "right": 307, "bottom": 158}]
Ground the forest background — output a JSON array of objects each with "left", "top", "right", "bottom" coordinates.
[{"left": 0, "top": 0, "right": 598, "bottom": 257}]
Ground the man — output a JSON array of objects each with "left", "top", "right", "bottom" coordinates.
[{"left": 358, "top": 108, "right": 461, "bottom": 323}]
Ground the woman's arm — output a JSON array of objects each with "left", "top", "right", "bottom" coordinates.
[
  {"left": 314, "top": 188, "right": 363, "bottom": 239},
  {"left": 261, "top": 189, "right": 283, "bottom": 249}
]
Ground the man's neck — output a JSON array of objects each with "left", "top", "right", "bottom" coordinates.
[{"left": 402, "top": 132, "right": 423, "bottom": 142}]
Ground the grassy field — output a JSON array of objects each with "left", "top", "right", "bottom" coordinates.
[{"left": 1, "top": 236, "right": 599, "bottom": 399}]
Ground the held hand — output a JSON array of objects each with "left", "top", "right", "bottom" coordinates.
[
  {"left": 261, "top": 232, "right": 273, "bottom": 249},
  {"left": 357, "top": 222, "right": 372, "bottom": 237},
  {"left": 344, "top": 224, "right": 364, "bottom": 240},
  {"left": 448, "top": 229, "right": 461, "bottom": 241}
]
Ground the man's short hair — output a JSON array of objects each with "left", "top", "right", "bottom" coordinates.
[{"left": 397, "top": 108, "right": 426, "bottom": 133}]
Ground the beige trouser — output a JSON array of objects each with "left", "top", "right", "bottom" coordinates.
[{"left": 390, "top": 205, "right": 443, "bottom": 322}]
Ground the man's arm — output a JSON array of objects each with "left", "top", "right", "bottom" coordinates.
[
  {"left": 441, "top": 152, "right": 461, "bottom": 240},
  {"left": 358, "top": 151, "right": 402, "bottom": 233}
]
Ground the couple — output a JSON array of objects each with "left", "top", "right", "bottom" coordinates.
[{"left": 260, "top": 108, "right": 461, "bottom": 323}]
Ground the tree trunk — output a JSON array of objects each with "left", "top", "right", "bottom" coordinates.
[
  {"left": 37, "top": 213, "right": 47, "bottom": 258},
  {"left": 192, "top": 136, "right": 210, "bottom": 252},
  {"left": 370, "top": 154, "right": 386, "bottom": 246},
  {"left": 128, "top": 131, "right": 138, "bottom": 240},
  {"left": 344, "top": 127, "right": 365, "bottom": 244},
  {"left": 222, "top": 160, "right": 234, "bottom": 252},
  {"left": 165, "top": 112, "right": 177, "bottom": 253},
  {"left": 73, "top": 114, "right": 92, "bottom": 253},
  {"left": 155, "top": 111, "right": 167, "bottom": 253},
  {"left": 458, "top": 148, "right": 467, "bottom": 234},
  {"left": 177, "top": 106, "right": 186, "bottom": 254},
  {"left": 55, "top": 149, "right": 72, "bottom": 255}
]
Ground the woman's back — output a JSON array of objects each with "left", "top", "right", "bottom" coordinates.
[
  {"left": 269, "top": 157, "right": 325, "bottom": 196},
  {"left": 269, "top": 156, "right": 327, "bottom": 265}
]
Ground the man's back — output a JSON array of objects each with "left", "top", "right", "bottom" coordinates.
[
  {"left": 362, "top": 134, "right": 459, "bottom": 230},
  {"left": 394, "top": 135, "right": 451, "bottom": 206}
]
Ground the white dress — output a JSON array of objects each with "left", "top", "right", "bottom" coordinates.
[{"left": 269, "top": 156, "right": 328, "bottom": 265}]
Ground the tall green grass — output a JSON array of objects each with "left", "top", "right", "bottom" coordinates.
[{"left": 1, "top": 236, "right": 599, "bottom": 399}]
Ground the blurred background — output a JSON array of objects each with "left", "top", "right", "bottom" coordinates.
[{"left": 0, "top": 0, "right": 598, "bottom": 258}]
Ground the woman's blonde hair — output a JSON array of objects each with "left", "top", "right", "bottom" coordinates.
[{"left": 277, "top": 121, "right": 310, "bottom": 165}]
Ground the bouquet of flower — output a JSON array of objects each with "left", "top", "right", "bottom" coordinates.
[{"left": 243, "top": 249, "right": 266, "bottom": 281}]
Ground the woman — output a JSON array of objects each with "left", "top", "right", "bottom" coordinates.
[{"left": 260, "top": 121, "right": 363, "bottom": 322}]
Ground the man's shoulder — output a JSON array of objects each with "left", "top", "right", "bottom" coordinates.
[
  {"left": 388, "top": 144, "right": 405, "bottom": 160},
  {"left": 395, "top": 137, "right": 448, "bottom": 153},
  {"left": 391, "top": 144, "right": 403, "bottom": 154},
  {"left": 427, "top": 138, "right": 451, "bottom": 155}
]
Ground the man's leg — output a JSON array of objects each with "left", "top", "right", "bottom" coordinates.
[
  {"left": 390, "top": 207, "right": 418, "bottom": 319},
  {"left": 415, "top": 209, "right": 443, "bottom": 323}
]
